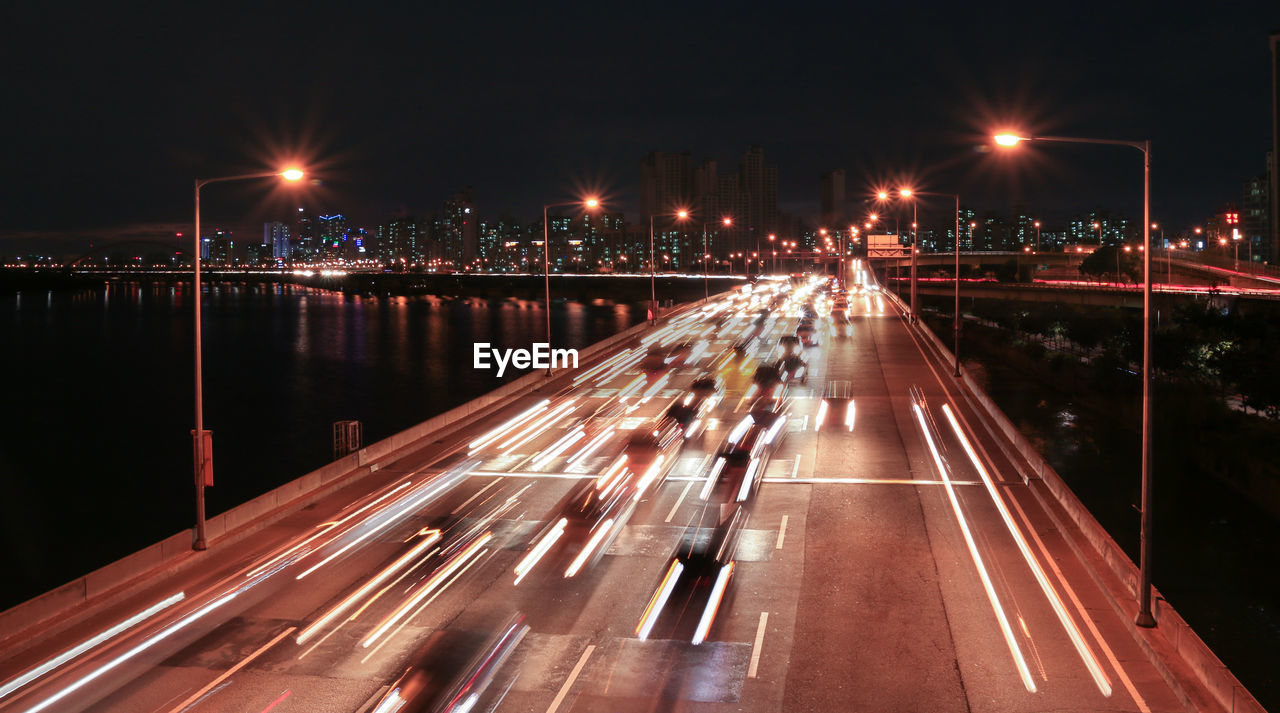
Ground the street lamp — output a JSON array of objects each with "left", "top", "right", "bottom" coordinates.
[
  {"left": 703, "top": 216, "right": 732, "bottom": 299},
  {"left": 650, "top": 209, "right": 689, "bottom": 322},
  {"left": 899, "top": 188, "right": 962, "bottom": 374},
  {"left": 768, "top": 234, "right": 777, "bottom": 273},
  {"left": 995, "top": 129, "right": 1156, "bottom": 629},
  {"left": 543, "top": 197, "right": 600, "bottom": 374},
  {"left": 1033, "top": 220, "right": 1041, "bottom": 252},
  {"left": 191, "top": 167, "right": 304, "bottom": 551}
]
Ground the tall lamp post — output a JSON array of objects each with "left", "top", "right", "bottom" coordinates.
[
  {"left": 703, "top": 216, "right": 732, "bottom": 299},
  {"left": 650, "top": 209, "right": 689, "bottom": 323},
  {"left": 191, "top": 168, "right": 304, "bottom": 551},
  {"left": 767, "top": 234, "right": 777, "bottom": 274},
  {"left": 995, "top": 131, "right": 1156, "bottom": 629},
  {"left": 897, "top": 188, "right": 961, "bottom": 374},
  {"left": 1033, "top": 220, "right": 1042, "bottom": 252},
  {"left": 543, "top": 197, "right": 600, "bottom": 374}
]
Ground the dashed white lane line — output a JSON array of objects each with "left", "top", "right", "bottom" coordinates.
[
  {"left": 791, "top": 453, "right": 802, "bottom": 478},
  {"left": 748, "top": 612, "right": 769, "bottom": 678},
  {"left": 665, "top": 480, "right": 695, "bottom": 523},
  {"left": 775, "top": 515, "right": 789, "bottom": 550},
  {"left": 546, "top": 644, "right": 596, "bottom": 713}
]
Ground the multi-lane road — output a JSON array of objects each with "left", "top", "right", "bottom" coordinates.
[{"left": 0, "top": 264, "right": 1188, "bottom": 712}]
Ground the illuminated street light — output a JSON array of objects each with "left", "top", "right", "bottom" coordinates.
[
  {"left": 994, "top": 128, "right": 1156, "bottom": 629},
  {"left": 543, "top": 196, "right": 601, "bottom": 372},
  {"left": 650, "top": 208, "right": 690, "bottom": 322},
  {"left": 191, "top": 167, "right": 305, "bottom": 551}
]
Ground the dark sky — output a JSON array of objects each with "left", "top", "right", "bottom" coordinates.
[{"left": 2, "top": 1, "right": 1277, "bottom": 255}]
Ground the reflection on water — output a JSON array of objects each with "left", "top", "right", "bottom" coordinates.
[{"left": 0, "top": 281, "right": 644, "bottom": 610}]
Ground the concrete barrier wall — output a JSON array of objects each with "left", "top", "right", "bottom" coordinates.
[
  {"left": 0, "top": 308, "right": 672, "bottom": 649},
  {"left": 880, "top": 285, "right": 1264, "bottom": 713}
]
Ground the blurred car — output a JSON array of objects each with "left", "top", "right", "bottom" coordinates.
[
  {"left": 796, "top": 320, "right": 819, "bottom": 348},
  {"left": 513, "top": 455, "right": 640, "bottom": 583},
  {"left": 816, "top": 380, "right": 854, "bottom": 432},
  {"left": 778, "top": 334, "right": 802, "bottom": 357},
  {"left": 666, "top": 388, "right": 720, "bottom": 439},
  {"left": 751, "top": 363, "right": 784, "bottom": 388},
  {"left": 776, "top": 355, "right": 807, "bottom": 384},
  {"left": 370, "top": 612, "right": 529, "bottom": 713},
  {"left": 640, "top": 346, "right": 668, "bottom": 372},
  {"left": 690, "top": 373, "right": 726, "bottom": 401},
  {"left": 624, "top": 417, "right": 684, "bottom": 487},
  {"left": 635, "top": 505, "right": 748, "bottom": 645}
]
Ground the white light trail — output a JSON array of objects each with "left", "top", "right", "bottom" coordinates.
[
  {"left": 468, "top": 400, "right": 550, "bottom": 454},
  {"left": 514, "top": 519, "right": 567, "bottom": 585},
  {"left": 566, "top": 426, "right": 615, "bottom": 467},
  {"left": 295, "top": 531, "right": 441, "bottom": 645},
  {"left": 499, "top": 399, "right": 578, "bottom": 452},
  {"left": 564, "top": 518, "right": 615, "bottom": 577},
  {"left": 22, "top": 572, "right": 269, "bottom": 713},
  {"left": 912, "top": 403, "right": 1037, "bottom": 692},
  {"left": 0, "top": 593, "right": 185, "bottom": 702},
  {"left": 636, "top": 560, "right": 683, "bottom": 640},
  {"left": 530, "top": 426, "right": 586, "bottom": 471},
  {"left": 941, "top": 404, "right": 1112, "bottom": 696},
  {"left": 362, "top": 534, "right": 492, "bottom": 648},
  {"left": 692, "top": 562, "right": 735, "bottom": 645}
]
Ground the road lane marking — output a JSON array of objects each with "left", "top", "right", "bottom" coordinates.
[
  {"left": 451, "top": 478, "right": 502, "bottom": 514},
  {"left": 665, "top": 480, "right": 695, "bottom": 522},
  {"left": 791, "top": 453, "right": 801, "bottom": 478},
  {"left": 546, "top": 644, "right": 596, "bottom": 713},
  {"left": 257, "top": 689, "right": 292, "bottom": 713},
  {"left": 167, "top": 626, "right": 296, "bottom": 713},
  {"left": 775, "top": 515, "right": 789, "bottom": 549},
  {"left": 747, "top": 612, "right": 769, "bottom": 678}
]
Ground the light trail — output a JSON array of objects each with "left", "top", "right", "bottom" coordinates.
[
  {"left": 362, "top": 533, "right": 493, "bottom": 648},
  {"left": 294, "top": 530, "right": 442, "bottom": 645},
  {"left": 0, "top": 592, "right": 185, "bottom": 702},
  {"left": 565, "top": 426, "right": 615, "bottom": 467},
  {"left": 21, "top": 569, "right": 274, "bottom": 713},
  {"left": 692, "top": 562, "right": 735, "bottom": 645},
  {"left": 468, "top": 399, "right": 551, "bottom": 454},
  {"left": 514, "top": 519, "right": 567, "bottom": 585},
  {"left": 564, "top": 518, "right": 615, "bottom": 577},
  {"left": 941, "top": 403, "right": 1112, "bottom": 697},
  {"left": 498, "top": 399, "right": 578, "bottom": 452},
  {"left": 530, "top": 426, "right": 586, "bottom": 471},
  {"left": 636, "top": 560, "right": 683, "bottom": 640},
  {"left": 912, "top": 402, "right": 1037, "bottom": 693}
]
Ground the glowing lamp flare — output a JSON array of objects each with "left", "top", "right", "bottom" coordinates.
[
  {"left": 280, "top": 169, "right": 305, "bottom": 181},
  {"left": 993, "top": 133, "right": 1024, "bottom": 146}
]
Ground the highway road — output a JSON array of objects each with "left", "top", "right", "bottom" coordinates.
[{"left": 0, "top": 263, "right": 1188, "bottom": 712}]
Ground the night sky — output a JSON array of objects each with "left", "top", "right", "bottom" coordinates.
[{"left": 2, "top": 1, "right": 1278, "bottom": 255}]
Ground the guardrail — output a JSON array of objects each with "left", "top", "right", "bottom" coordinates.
[
  {"left": 0, "top": 302, "right": 691, "bottom": 650},
  {"left": 879, "top": 282, "right": 1264, "bottom": 713}
]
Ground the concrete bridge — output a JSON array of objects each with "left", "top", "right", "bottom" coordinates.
[{"left": 0, "top": 272, "right": 1264, "bottom": 713}]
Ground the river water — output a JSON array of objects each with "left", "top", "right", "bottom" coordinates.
[{"left": 0, "top": 282, "right": 643, "bottom": 610}]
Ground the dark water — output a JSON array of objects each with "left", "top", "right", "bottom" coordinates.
[{"left": 0, "top": 282, "right": 643, "bottom": 610}]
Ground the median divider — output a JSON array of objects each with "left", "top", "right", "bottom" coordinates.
[
  {"left": 880, "top": 280, "right": 1264, "bottom": 713},
  {"left": 0, "top": 301, "right": 697, "bottom": 653}
]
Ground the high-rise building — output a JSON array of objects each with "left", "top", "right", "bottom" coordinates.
[
  {"left": 820, "top": 169, "right": 846, "bottom": 227},
  {"left": 437, "top": 188, "right": 478, "bottom": 268},
  {"left": 318, "top": 214, "right": 348, "bottom": 259},
  {"left": 264, "top": 221, "right": 291, "bottom": 260},
  {"left": 1269, "top": 32, "right": 1279, "bottom": 263},
  {"left": 641, "top": 151, "right": 694, "bottom": 219},
  {"left": 376, "top": 215, "right": 421, "bottom": 265},
  {"left": 1068, "top": 210, "right": 1128, "bottom": 246},
  {"left": 295, "top": 207, "right": 317, "bottom": 261},
  {"left": 1243, "top": 167, "right": 1270, "bottom": 264}
]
